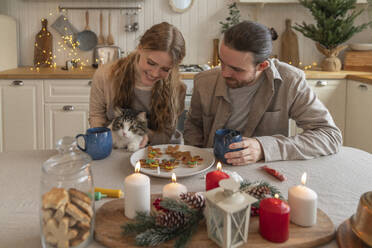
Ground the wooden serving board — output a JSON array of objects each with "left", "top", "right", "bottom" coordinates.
[
  {"left": 336, "top": 218, "right": 369, "bottom": 248},
  {"left": 95, "top": 196, "right": 335, "bottom": 248},
  {"left": 344, "top": 51, "right": 372, "bottom": 72}
]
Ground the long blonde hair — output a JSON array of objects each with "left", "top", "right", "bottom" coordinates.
[{"left": 111, "top": 22, "right": 186, "bottom": 131}]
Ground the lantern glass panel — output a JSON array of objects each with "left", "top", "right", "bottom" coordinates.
[
  {"left": 231, "top": 208, "right": 247, "bottom": 245},
  {"left": 207, "top": 200, "right": 224, "bottom": 245}
]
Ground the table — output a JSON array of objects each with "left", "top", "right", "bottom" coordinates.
[{"left": 1, "top": 146, "right": 371, "bottom": 248}]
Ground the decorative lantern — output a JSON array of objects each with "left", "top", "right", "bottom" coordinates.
[{"left": 204, "top": 178, "right": 257, "bottom": 248}]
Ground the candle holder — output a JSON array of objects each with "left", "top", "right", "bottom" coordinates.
[{"left": 204, "top": 178, "right": 257, "bottom": 248}]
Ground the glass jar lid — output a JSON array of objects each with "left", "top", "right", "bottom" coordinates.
[{"left": 42, "top": 136, "right": 92, "bottom": 176}]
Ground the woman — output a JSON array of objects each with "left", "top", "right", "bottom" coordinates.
[{"left": 89, "top": 22, "right": 186, "bottom": 147}]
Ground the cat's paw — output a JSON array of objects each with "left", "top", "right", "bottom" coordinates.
[{"left": 128, "top": 143, "right": 140, "bottom": 152}]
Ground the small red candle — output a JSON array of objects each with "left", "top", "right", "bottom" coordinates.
[
  {"left": 206, "top": 162, "right": 230, "bottom": 191},
  {"left": 259, "top": 194, "right": 290, "bottom": 243}
]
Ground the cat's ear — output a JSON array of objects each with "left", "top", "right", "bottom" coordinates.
[
  {"left": 137, "top": 111, "right": 147, "bottom": 122},
  {"left": 113, "top": 107, "right": 123, "bottom": 118}
]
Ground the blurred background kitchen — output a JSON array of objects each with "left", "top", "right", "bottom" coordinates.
[{"left": 1, "top": 0, "right": 372, "bottom": 67}]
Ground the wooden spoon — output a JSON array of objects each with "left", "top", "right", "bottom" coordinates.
[
  {"left": 107, "top": 12, "right": 114, "bottom": 45},
  {"left": 98, "top": 11, "right": 105, "bottom": 45}
]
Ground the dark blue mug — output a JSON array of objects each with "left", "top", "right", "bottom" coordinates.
[
  {"left": 76, "top": 127, "right": 112, "bottom": 160},
  {"left": 213, "top": 129, "right": 243, "bottom": 165}
]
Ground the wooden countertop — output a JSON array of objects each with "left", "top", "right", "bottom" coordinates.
[
  {"left": 346, "top": 75, "right": 372, "bottom": 85},
  {"left": 0, "top": 66, "right": 196, "bottom": 80},
  {"left": 0, "top": 66, "right": 371, "bottom": 82}
]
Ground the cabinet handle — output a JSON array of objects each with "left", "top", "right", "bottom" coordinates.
[
  {"left": 12, "top": 80, "right": 24, "bottom": 86},
  {"left": 358, "top": 84, "right": 368, "bottom": 91},
  {"left": 316, "top": 80, "right": 328, "bottom": 87},
  {"left": 88, "top": 81, "right": 92, "bottom": 86},
  {"left": 62, "top": 105, "right": 75, "bottom": 111}
]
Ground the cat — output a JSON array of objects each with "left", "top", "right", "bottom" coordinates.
[{"left": 108, "top": 109, "right": 148, "bottom": 152}]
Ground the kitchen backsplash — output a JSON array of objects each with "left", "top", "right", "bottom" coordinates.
[{"left": 1, "top": 0, "right": 371, "bottom": 67}]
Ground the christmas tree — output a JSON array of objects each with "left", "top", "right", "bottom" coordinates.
[{"left": 293, "top": 0, "right": 370, "bottom": 50}]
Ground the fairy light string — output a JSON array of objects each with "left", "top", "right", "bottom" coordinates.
[{"left": 32, "top": 8, "right": 88, "bottom": 71}]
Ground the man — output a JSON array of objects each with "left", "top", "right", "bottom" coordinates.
[{"left": 184, "top": 21, "right": 342, "bottom": 165}]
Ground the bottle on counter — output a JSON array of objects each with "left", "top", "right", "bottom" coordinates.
[{"left": 40, "top": 136, "right": 94, "bottom": 248}]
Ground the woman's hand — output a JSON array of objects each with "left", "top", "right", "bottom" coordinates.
[
  {"left": 139, "top": 134, "right": 149, "bottom": 148},
  {"left": 224, "top": 137, "right": 264, "bottom": 165}
]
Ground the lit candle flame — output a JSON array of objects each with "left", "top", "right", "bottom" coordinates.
[
  {"left": 135, "top": 161, "right": 141, "bottom": 173},
  {"left": 301, "top": 172, "right": 307, "bottom": 185},
  {"left": 172, "top": 173, "right": 177, "bottom": 183},
  {"left": 216, "top": 162, "right": 222, "bottom": 171},
  {"left": 274, "top": 194, "right": 279, "bottom": 199}
]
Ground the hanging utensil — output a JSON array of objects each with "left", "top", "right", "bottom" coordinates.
[
  {"left": 98, "top": 11, "right": 105, "bottom": 45},
  {"left": 75, "top": 11, "right": 98, "bottom": 51},
  {"left": 106, "top": 12, "right": 114, "bottom": 45}
]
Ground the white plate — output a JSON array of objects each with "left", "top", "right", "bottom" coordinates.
[
  {"left": 130, "top": 144, "right": 215, "bottom": 178},
  {"left": 349, "top": 43, "right": 372, "bottom": 51}
]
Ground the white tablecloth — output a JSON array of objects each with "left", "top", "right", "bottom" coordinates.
[{"left": 1, "top": 146, "right": 371, "bottom": 248}]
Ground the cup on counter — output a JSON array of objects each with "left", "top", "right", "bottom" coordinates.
[
  {"left": 213, "top": 129, "right": 243, "bottom": 165},
  {"left": 76, "top": 127, "right": 112, "bottom": 160}
]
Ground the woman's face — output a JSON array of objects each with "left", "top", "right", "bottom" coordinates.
[{"left": 137, "top": 49, "right": 173, "bottom": 86}]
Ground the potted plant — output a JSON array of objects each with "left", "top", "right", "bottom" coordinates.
[{"left": 293, "top": 0, "right": 370, "bottom": 71}]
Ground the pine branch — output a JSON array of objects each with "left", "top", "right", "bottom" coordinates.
[
  {"left": 121, "top": 212, "right": 156, "bottom": 235},
  {"left": 160, "top": 198, "right": 198, "bottom": 216}
]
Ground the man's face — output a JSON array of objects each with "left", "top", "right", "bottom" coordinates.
[{"left": 219, "top": 41, "right": 263, "bottom": 89}]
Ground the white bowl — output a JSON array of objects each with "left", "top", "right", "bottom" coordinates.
[{"left": 349, "top": 43, "right": 372, "bottom": 51}]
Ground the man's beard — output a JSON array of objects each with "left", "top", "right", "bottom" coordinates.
[
  {"left": 224, "top": 75, "right": 256, "bottom": 89},
  {"left": 224, "top": 68, "right": 257, "bottom": 89}
]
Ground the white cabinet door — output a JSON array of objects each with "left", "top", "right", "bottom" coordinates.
[
  {"left": 345, "top": 80, "right": 372, "bottom": 153},
  {"left": 45, "top": 104, "right": 89, "bottom": 149},
  {"left": 0, "top": 80, "right": 44, "bottom": 151},
  {"left": 308, "top": 79, "right": 346, "bottom": 138},
  {"left": 289, "top": 79, "right": 346, "bottom": 137}
]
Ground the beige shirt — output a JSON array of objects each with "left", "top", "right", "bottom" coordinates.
[
  {"left": 89, "top": 61, "right": 186, "bottom": 145},
  {"left": 184, "top": 59, "right": 342, "bottom": 162}
]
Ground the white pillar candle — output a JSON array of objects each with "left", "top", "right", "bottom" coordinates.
[
  {"left": 162, "top": 173, "right": 187, "bottom": 199},
  {"left": 124, "top": 161, "right": 150, "bottom": 219},
  {"left": 288, "top": 172, "right": 318, "bottom": 227}
]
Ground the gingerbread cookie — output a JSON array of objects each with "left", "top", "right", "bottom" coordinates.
[
  {"left": 70, "top": 197, "right": 93, "bottom": 217},
  {"left": 68, "top": 188, "right": 92, "bottom": 205},
  {"left": 54, "top": 205, "right": 66, "bottom": 222},
  {"left": 44, "top": 217, "right": 78, "bottom": 248},
  {"left": 147, "top": 146, "right": 162, "bottom": 158},
  {"left": 42, "top": 187, "right": 69, "bottom": 210},
  {"left": 140, "top": 158, "right": 160, "bottom": 169},
  {"left": 65, "top": 203, "right": 91, "bottom": 224},
  {"left": 165, "top": 145, "right": 180, "bottom": 155},
  {"left": 70, "top": 229, "right": 90, "bottom": 247},
  {"left": 186, "top": 155, "right": 204, "bottom": 167}
]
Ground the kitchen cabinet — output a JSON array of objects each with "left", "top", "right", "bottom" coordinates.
[
  {"left": 0, "top": 79, "right": 44, "bottom": 151},
  {"left": 345, "top": 80, "right": 372, "bottom": 153},
  {"left": 289, "top": 79, "right": 346, "bottom": 139},
  {"left": 45, "top": 104, "right": 89, "bottom": 149},
  {"left": 44, "top": 80, "right": 91, "bottom": 149}
]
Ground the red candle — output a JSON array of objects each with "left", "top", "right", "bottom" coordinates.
[
  {"left": 206, "top": 162, "right": 229, "bottom": 191},
  {"left": 259, "top": 195, "right": 290, "bottom": 243}
]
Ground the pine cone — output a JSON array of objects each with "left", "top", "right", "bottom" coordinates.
[
  {"left": 246, "top": 185, "right": 271, "bottom": 200},
  {"left": 156, "top": 211, "right": 187, "bottom": 228},
  {"left": 180, "top": 192, "right": 205, "bottom": 210}
]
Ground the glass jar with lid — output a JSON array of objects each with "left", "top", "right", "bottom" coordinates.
[{"left": 40, "top": 136, "right": 94, "bottom": 248}]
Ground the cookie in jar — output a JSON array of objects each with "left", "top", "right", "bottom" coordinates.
[{"left": 40, "top": 137, "right": 94, "bottom": 248}]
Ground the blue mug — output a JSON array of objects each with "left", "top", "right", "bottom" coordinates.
[
  {"left": 213, "top": 129, "right": 243, "bottom": 165},
  {"left": 76, "top": 127, "right": 112, "bottom": 160}
]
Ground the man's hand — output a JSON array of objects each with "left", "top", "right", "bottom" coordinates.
[
  {"left": 224, "top": 137, "right": 264, "bottom": 165},
  {"left": 139, "top": 134, "right": 149, "bottom": 148}
]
